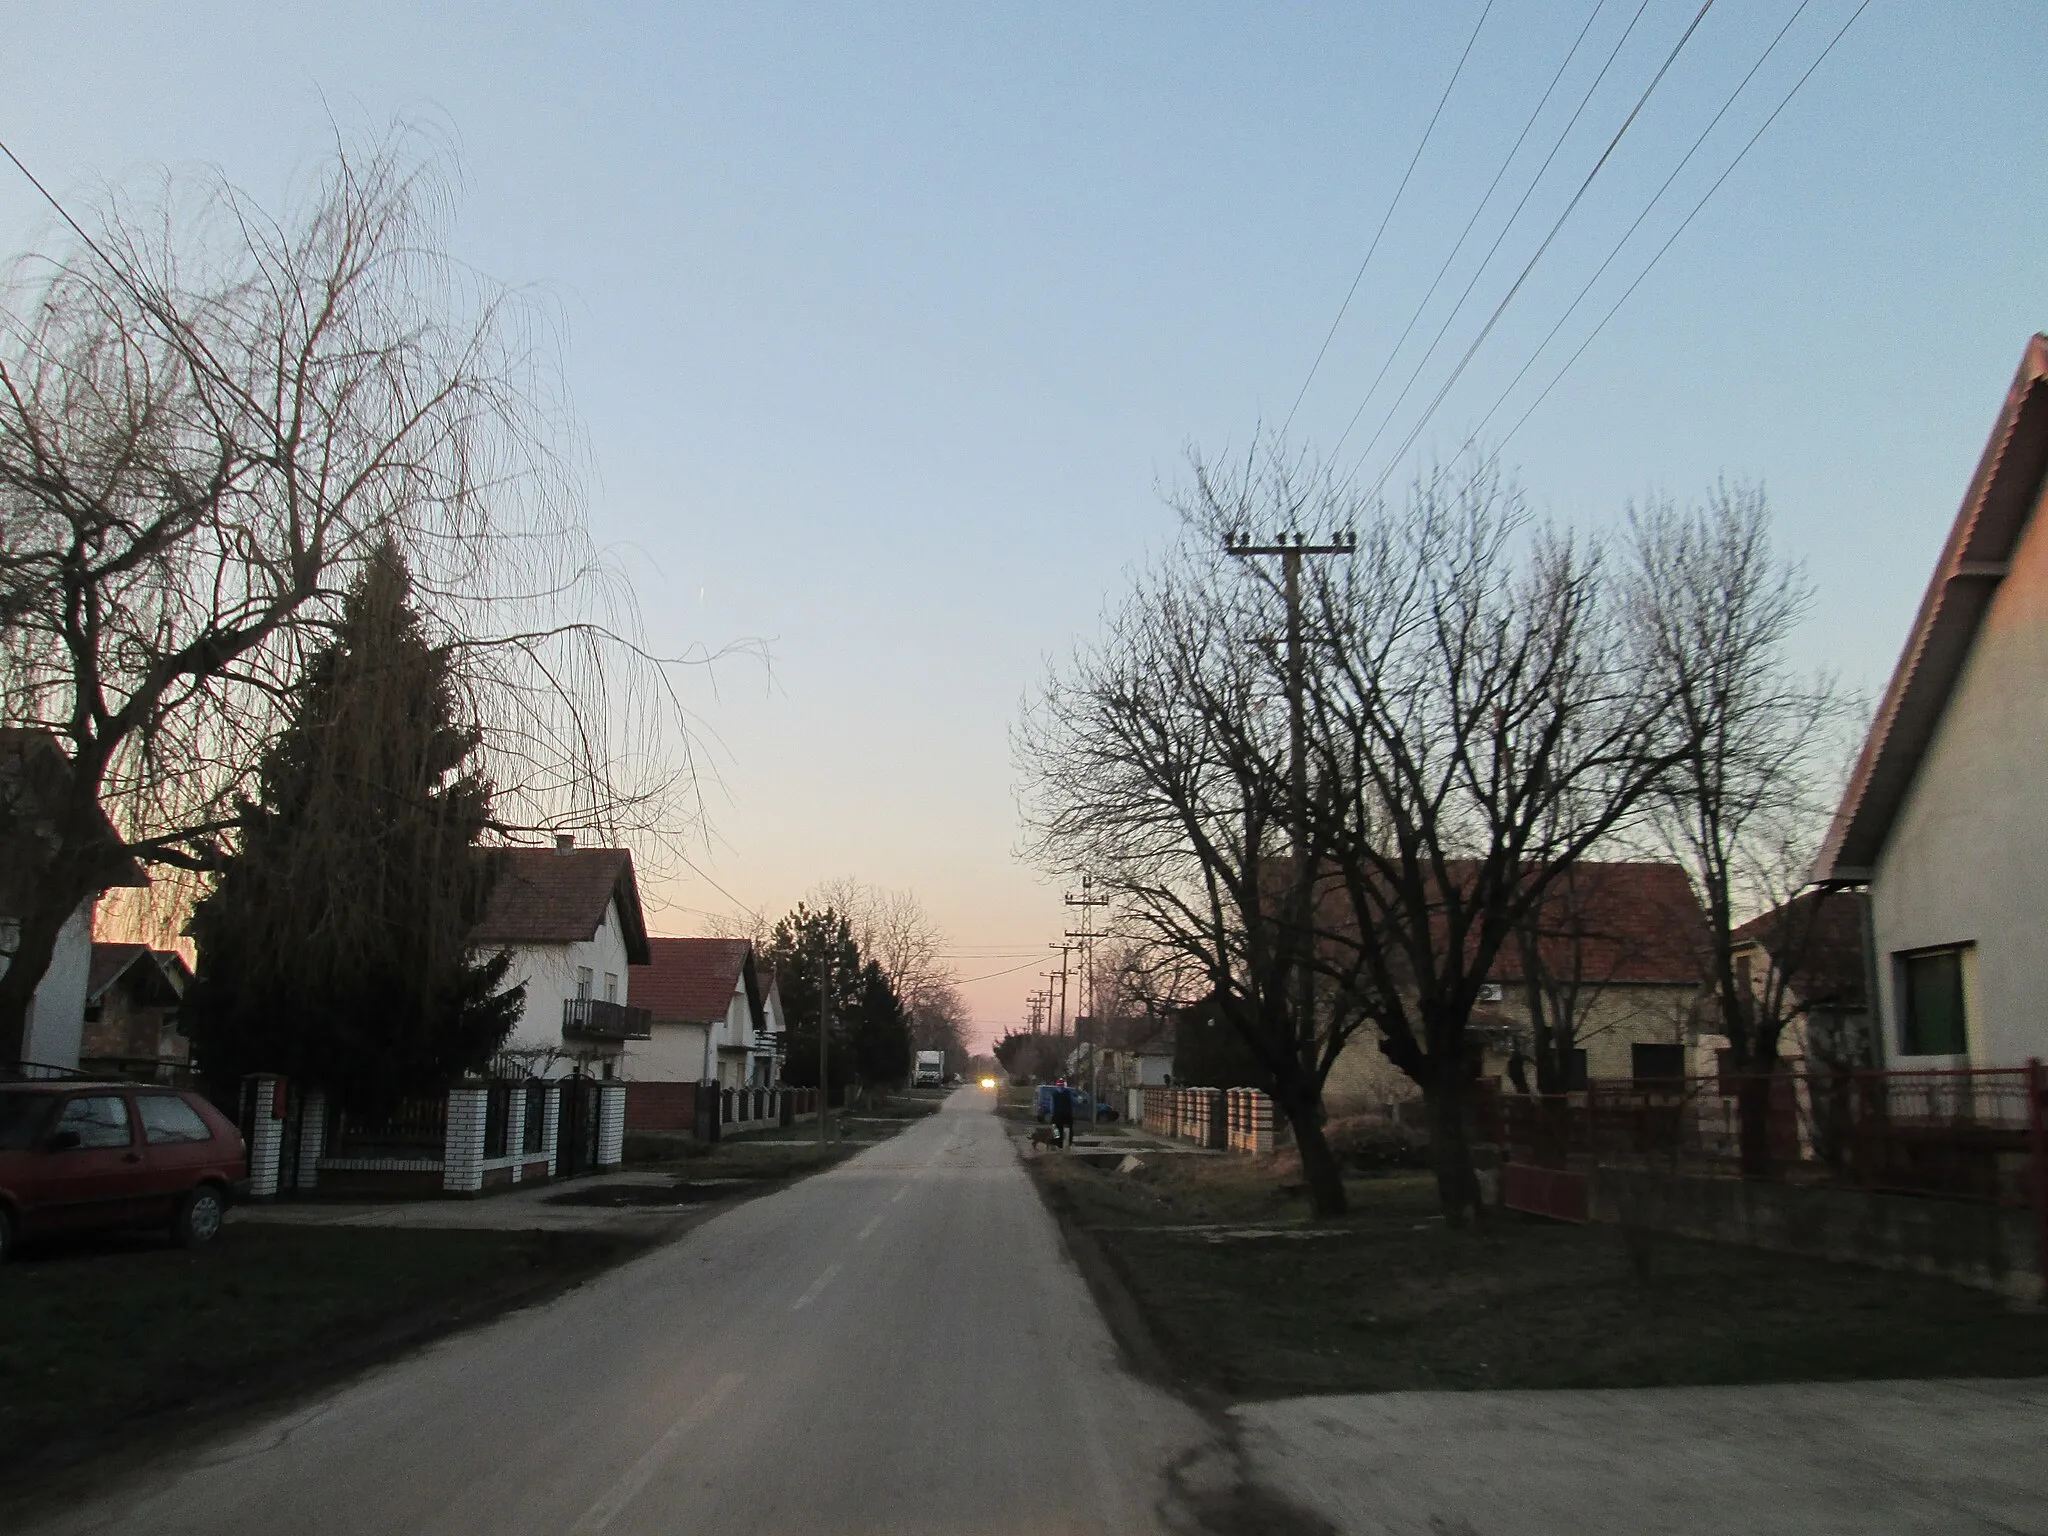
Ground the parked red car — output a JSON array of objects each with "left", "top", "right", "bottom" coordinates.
[{"left": 0, "top": 1081, "right": 246, "bottom": 1261}]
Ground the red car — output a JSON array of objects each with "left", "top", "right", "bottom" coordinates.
[{"left": 0, "top": 1081, "right": 247, "bottom": 1261}]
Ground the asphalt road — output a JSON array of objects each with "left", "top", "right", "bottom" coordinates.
[{"left": 28, "top": 1089, "right": 1220, "bottom": 1536}]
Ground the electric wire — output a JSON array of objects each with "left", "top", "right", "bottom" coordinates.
[
  {"left": 1280, "top": 0, "right": 1495, "bottom": 438},
  {"left": 1357, "top": 0, "right": 1720, "bottom": 501},
  {"left": 1327, "top": 0, "right": 1619, "bottom": 461},
  {"left": 1497, "top": 0, "right": 1874, "bottom": 449},
  {"left": 1469, "top": 0, "right": 1816, "bottom": 446}
]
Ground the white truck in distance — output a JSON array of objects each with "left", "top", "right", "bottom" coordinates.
[{"left": 914, "top": 1050, "right": 945, "bottom": 1087}]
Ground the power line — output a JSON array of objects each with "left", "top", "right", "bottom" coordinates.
[
  {"left": 954, "top": 956, "right": 1049, "bottom": 985},
  {"left": 1469, "top": 0, "right": 1817, "bottom": 445},
  {"left": 1328, "top": 0, "right": 1624, "bottom": 461},
  {"left": 1280, "top": 0, "right": 1495, "bottom": 438},
  {"left": 1358, "top": 0, "right": 1720, "bottom": 501},
  {"left": 1497, "top": 0, "right": 1873, "bottom": 449}
]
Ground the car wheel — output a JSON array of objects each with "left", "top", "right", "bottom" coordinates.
[
  {"left": 172, "top": 1185, "right": 226, "bottom": 1248},
  {"left": 0, "top": 1205, "right": 13, "bottom": 1263}
]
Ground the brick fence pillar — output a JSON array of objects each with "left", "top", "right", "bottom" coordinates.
[
  {"left": 244, "top": 1074, "right": 286, "bottom": 1198},
  {"left": 597, "top": 1083, "right": 627, "bottom": 1169},
  {"left": 443, "top": 1085, "right": 487, "bottom": 1194},
  {"left": 542, "top": 1083, "right": 562, "bottom": 1177},
  {"left": 505, "top": 1089, "right": 528, "bottom": 1183},
  {"left": 1251, "top": 1090, "right": 1275, "bottom": 1156}
]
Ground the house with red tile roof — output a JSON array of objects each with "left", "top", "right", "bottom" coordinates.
[
  {"left": 625, "top": 937, "right": 781, "bottom": 1088},
  {"left": 1323, "top": 860, "right": 1711, "bottom": 1113},
  {"left": 1817, "top": 334, "right": 2048, "bottom": 1068},
  {"left": 79, "top": 942, "right": 192, "bottom": 1078},
  {"left": 471, "top": 834, "right": 651, "bottom": 1076},
  {"left": 1721, "top": 889, "right": 1871, "bottom": 1072}
]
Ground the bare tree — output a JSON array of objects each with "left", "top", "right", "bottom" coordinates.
[
  {"left": 0, "top": 132, "right": 711, "bottom": 1064},
  {"left": 1016, "top": 462, "right": 1368, "bottom": 1217},
  {"left": 1626, "top": 487, "right": 1855, "bottom": 1174},
  {"left": 1294, "top": 456, "right": 1682, "bottom": 1223}
]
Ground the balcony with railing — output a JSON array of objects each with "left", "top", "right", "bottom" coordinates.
[{"left": 562, "top": 996, "right": 653, "bottom": 1041}]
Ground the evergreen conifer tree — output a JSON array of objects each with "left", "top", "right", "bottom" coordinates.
[{"left": 183, "top": 548, "right": 522, "bottom": 1110}]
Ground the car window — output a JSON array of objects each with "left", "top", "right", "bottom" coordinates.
[
  {"left": 138, "top": 1095, "right": 214, "bottom": 1145},
  {"left": 0, "top": 1091, "right": 54, "bottom": 1151},
  {"left": 54, "top": 1094, "right": 133, "bottom": 1149}
]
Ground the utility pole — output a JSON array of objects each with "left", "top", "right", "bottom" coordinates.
[
  {"left": 1065, "top": 875, "right": 1109, "bottom": 1124},
  {"left": 1223, "top": 528, "right": 1355, "bottom": 1081},
  {"left": 817, "top": 953, "right": 831, "bottom": 1147}
]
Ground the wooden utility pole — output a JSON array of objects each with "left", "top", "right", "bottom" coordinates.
[{"left": 1223, "top": 529, "right": 1355, "bottom": 1080}]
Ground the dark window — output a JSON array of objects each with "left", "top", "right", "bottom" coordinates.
[
  {"left": 0, "top": 1091, "right": 54, "bottom": 1151},
  {"left": 55, "top": 1094, "right": 133, "bottom": 1149},
  {"left": 1716, "top": 1047, "right": 1739, "bottom": 1096},
  {"left": 483, "top": 1086, "right": 511, "bottom": 1160},
  {"left": 1900, "top": 948, "right": 1968, "bottom": 1055},
  {"left": 1631, "top": 1044, "right": 1685, "bottom": 1081},
  {"left": 138, "top": 1095, "right": 213, "bottom": 1145}
]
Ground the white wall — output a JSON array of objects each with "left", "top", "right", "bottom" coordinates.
[
  {"left": 12, "top": 900, "right": 93, "bottom": 1070},
  {"left": 498, "top": 894, "right": 635, "bottom": 1070},
  {"left": 627, "top": 1021, "right": 711, "bottom": 1082},
  {"left": 1872, "top": 480, "right": 2048, "bottom": 1068}
]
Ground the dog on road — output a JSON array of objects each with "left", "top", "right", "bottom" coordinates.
[{"left": 1028, "top": 1126, "right": 1061, "bottom": 1153}]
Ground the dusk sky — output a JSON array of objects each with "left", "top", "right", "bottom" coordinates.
[{"left": 6, "top": 3, "right": 2044, "bottom": 1043}]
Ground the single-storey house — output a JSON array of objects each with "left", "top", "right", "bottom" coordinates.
[
  {"left": 1323, "top": 861, "right": 1711, "bottom": 1113},
  {"left": 0, "top": 728, "right": 147, "bottom": 1070},
  {"left": 79, "top": 942, "right": 193, "bottom": 1078},
  {"left": 626, "top": 937, "right": 779, "bottom": 1088},
  {"left": 1718, "top": 889, "right": 1871, "bottom": 1072},
  {"left": 1817, "top": 332, "right": 2048, "bottom": 1069},
  {"left": 471, "top": 834, "right": 652, "bottom": 1077}
]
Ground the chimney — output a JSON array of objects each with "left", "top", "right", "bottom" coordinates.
[{"left": 555, "top": 832, "right": 575, "bottom": 852}]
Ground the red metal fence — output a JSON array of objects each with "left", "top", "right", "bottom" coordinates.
[{"left": 1481, "top": 1064, "right": 2047, "bottom": 1213}]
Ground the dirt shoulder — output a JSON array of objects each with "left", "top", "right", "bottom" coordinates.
[{"left": 1024, "top": 1141, "right": 2048, "bottom": 1402}]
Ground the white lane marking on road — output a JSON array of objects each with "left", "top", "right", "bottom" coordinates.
[
  {"left": 791, "top": 1262, "right": 842, "bottom": 1311},
  {"left": 891, "top": 1185, "right": 909, "bottom": 1204},
  {"left": 858, "top": 1214, "right": 884, "bottom": 1240},
  {"left": 569, "top": 1371, "right": 743, "bottom": 1534}
]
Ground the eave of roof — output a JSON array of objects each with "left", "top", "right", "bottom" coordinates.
[{"left": 1818, "top": 334, "right": 2048, "bottom": 881}]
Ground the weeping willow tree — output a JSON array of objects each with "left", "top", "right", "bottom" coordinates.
[
  {"left": 180, "top": 549, "right": 523, "bottom": 1109},
  {"left": 0, "top": 128, "right": 729, "bottom": 1065}
]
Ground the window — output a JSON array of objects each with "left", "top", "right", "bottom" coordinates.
[
  {"left": 137, "top": 1095, "right": 213, "bottom": 1145},
  {"left": 55, "top": 1094, "right": 132, "bottom": 1149},
  {"left": 0, "top": 1090, "right": 53, "bottom": 1151},
  {"left": 1631, "top": 1043, "right": 1685, "bottom": 1082},
  {"left": 1565, "top": 1049, "right": 1589, "bottom": 1092},
  {"left": 576, "top": 967, "right": 593, "bottom": 1001},
  {"left": 604, "top": 972, "right": 618, "bottom": 1004},
  {"left": 1900, "top": 947, "right": 1968, "bottom": 1056}
]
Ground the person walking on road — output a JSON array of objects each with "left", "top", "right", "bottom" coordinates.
[{"left": 1051, "top": 1080, "right": 1075, "bottom": 1150}]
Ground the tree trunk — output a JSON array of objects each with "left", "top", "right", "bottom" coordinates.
[
  {"left": 1274, "top": 1084, "right": 1347, "bottom": 1217},
  {"left": 0, "top": 894, "right": 75, "bottom": 1067},
  {"left": 1424, "top": 1077, "right": 1485, "bottom": 1226},
  {"left": 1735, "top": 1072, "right": 1775, "bottom": 1180}
]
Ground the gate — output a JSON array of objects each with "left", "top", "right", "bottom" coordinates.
[{"left": 557, "top": 1077, "right": 601, "bottom": 1178}]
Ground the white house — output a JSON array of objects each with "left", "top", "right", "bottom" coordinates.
[
  {"left": 471, "top": 835, "right": 652, "bottom": 1077},
  {"left": 1817, "top": 333, "right": 2048, "bottom": 1069},
  {"left": 0, "top": 729, "right": 146, "bottom": 1071},
  {"left": 626, "top": 937, "right": 781, "bottom": 1088}
]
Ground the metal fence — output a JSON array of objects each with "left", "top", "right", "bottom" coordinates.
[
  {"left": 1481, "top": 1065, "right": 2047, "bottom": 1209},
  {"left": 325, "top": 1094, "right": 449, "bottom": 1161}
]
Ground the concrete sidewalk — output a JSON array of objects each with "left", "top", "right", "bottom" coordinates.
[{"left": 1237, "top": 1377, "right": 2048, "bottom": 1535}]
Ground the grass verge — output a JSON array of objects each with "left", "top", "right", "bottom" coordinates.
[
  {"left": 1027, "top": 1148, "right": 2048, "bottom": 1400},
  {"left": 0, "top": 1223, "right": 648, "bottom": 1501}
]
